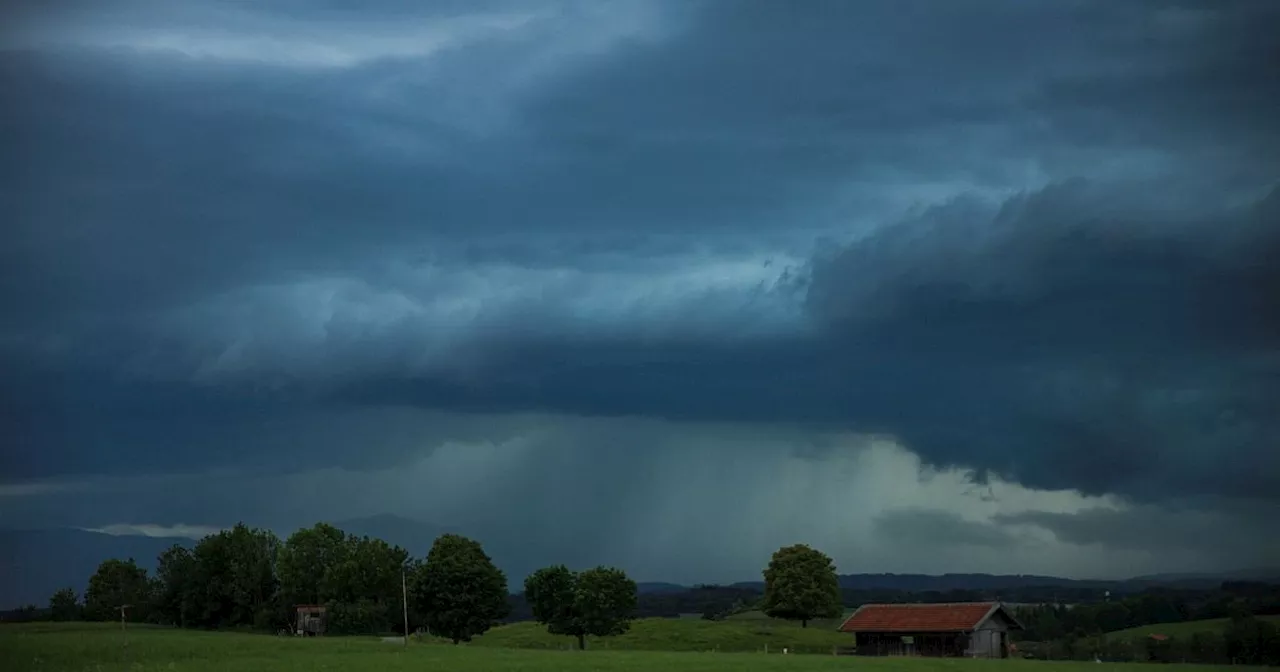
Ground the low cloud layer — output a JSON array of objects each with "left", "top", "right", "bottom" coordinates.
[{"left": 2, "top": 0, "right": 1278, "bottom": 578}]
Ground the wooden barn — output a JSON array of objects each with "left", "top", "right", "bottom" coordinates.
[
  {"left": 837, "top": 602, "right": 1023, "bottom": 658},
  {"left": 294, "top": 605, "right": 326, "bottom": 636}
]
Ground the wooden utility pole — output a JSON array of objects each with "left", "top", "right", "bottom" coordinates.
[{"left": 401, "top": 566, "right": 409, "bottom": 647}]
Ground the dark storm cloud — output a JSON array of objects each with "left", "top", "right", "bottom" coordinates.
[
  {"left": 804, "top": 181, "right": 1280, "bottom": 501},
  {"left": 872, "top": 509, "right": 1021, "bottom": 550},
  {"left": 2, "top": 0, "right": 1279, "bottom": 534},
  {"left": 996, "top": 504, "right": 1280, "bottom": 560},
  {"left": 331, "top": 182, "right": 1279, "bottom": 504}
]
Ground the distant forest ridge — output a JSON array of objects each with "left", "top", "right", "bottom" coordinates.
[
  {"left": 645, "top": 568, "right": 1280, "bottom": 594},
  {"left": 2, "top": 522, "right": 1277, "bottom": 610}
]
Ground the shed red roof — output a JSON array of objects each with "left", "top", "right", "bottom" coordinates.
[{"left": 838, "top": 602, "right": 1016, "bottom": 633}]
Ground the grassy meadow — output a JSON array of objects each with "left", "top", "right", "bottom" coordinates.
[
  {"left": 0, "top": 622, "right": 1258, "bottom": 672},
  {"left": 465, "top": 615, "right": 851, "bottom": 653},
  {"left": 1106, "top": 614, "right": 1280, "bottom": 640},
  {"left": 724, "top": 608, "right": 857, "bottom": 632}
]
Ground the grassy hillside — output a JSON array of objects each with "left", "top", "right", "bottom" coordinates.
[
  {"left": 723, "top": 609, "right": 854, "bottom": 632},
  {"left": 1107, "top": 615, "right": 1280, "bottom": 640},
  {"left": 467, "top": 616, "right": 851, "bottom": 653},
  {"left": 1, "top": 622, "right": 1258, "bottom": 672}
]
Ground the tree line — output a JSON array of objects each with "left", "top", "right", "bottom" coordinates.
[
  {"left": 1013, "top": 582, "right": 1280, "bottom": 642},
  {"left": 1012, "top": 585, "right": 1280, "bottom": 666},
  {"left": 37, "top": 522, "right": 848, "bottom": 649},
  {"left": 1013, "top": 610, "right": 1279, "bottom": 666},
  {"left": 45, "top": 522, "right": 641, "bottom": 646}
]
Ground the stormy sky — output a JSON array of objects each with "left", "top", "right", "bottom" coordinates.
[{"left": 2, "top": 0, "right": 1278, "bottom": 584}]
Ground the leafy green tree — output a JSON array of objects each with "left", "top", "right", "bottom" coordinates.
[
  {"left": 153, "top": 545, "right": 198, "bottom": 627},
  {"left": 49, "top": 587, "right": 80, "bottom": 621},
  {"left": 277, "top": 523, "right": 349, "bottom": 607},
  {"left": 327, "top": 535, "right": 410, "bottom": 634},
  {"left": 760, "top": 544, "right": 841, "bottom": 628},
  {"left": 524, "top": 564, "right": 637, "bottom": 650},
  {"left": 1093, "top": 601, "right": 1132, "bottom": 633},
  {"left": 191, "top": 523, "right": 280, "bottom": 629},
  {"left": 1224, "top": 611, "right": 1280, "bottom": 666},
  {"left": 277, "top": 523, "right": 410, "bottom": 634},
  {"left": 411, "top": 534, "right": 508, "bottom": 643},
  {"left": 84, "top": 558, "right": 151, "bottom": 622}
]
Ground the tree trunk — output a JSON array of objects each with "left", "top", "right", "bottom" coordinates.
[{"left": 577, "top": 633, "right": 586, "bottom": 650}]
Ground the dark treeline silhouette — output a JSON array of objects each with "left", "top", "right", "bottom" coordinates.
[
  {"left": 1011, "top": 585, "right": 1280, "bottom": 666},
  {"left": 4, "top": 519, "right": 1278, "bottom": 663},
  {"left": 7, "top": 521, "right": 640, "bottom": 645},
  {"left": 585, "top": 581, "right": 1279, "bottom": 624},
  {"left": 1015, "top": 582, "right": 1280, "bottom": 641}
]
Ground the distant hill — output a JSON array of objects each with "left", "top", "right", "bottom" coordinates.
[
  {"left": 1107, "top": 615, "right": 1280, "bottom": 640},
  {"left": 467, "top": 615, "right": 851, "bottom": 653},
  {"left": 0, "top": 528, "right": 192, "bottom": 609},
  {"left": 726, "top": 571, "right": 1280, "bottom": 594},
  {"left": 635, "top": 582, "right": 689, "bottom": 595},
  {"left": 1129, "top": 568, "right": 1280, "bottom": 583}
]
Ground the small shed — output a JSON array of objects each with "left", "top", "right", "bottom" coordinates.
[
  {"left": 294, "top": 605, "right": 327, "bottom": 636},
  {"left": 837, "top": 602, "right": 1023, "bottom": 658}
]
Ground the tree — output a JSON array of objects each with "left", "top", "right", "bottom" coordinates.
[
  {"left": 1224, "top": 610, "right": 1280, "bottom": 666},
  {"left": 49, "top": 587, "right": 80, "bottom": 622},
  {"left": 411, "top": 534, "right": 508, "bottom": 643},
  {"left": 760, "top": 544, "right": 841, "bottom": 628},
  {"left": 84, "top": 558, "right": 151, "bottom": 622},
  {"left": 191, "top": 523, "right": 280, "bottom": 629},
  {"left": 276, "top": 523, "right": 414, "bottom": 634},
  {"left": 277, "top": 523, "right": 349, "bottom": 607},
  {"left": 326, "top": 535, "right": 410, "bottom": 634},
  {"left": 153, "top": 545, "right": 198, "bottom": 627},
  {"left": 524, "top": 564, "right": 637, "bottom": 650}
]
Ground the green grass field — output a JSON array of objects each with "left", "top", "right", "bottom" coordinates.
[
  {"left": 1107, "top": 615, "right": 1280, "bottom": 640},
  {"left": 0, "top": 622, "right": 1255, "bottom": 672},
  {"left": 467, "top": 616, "right": 851, "bottom": 653},
  {"left": 724, "top": 608, "right": 856, "bottom": 632}
]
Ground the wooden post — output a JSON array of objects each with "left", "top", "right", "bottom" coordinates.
[{"left": 401, "top": 566, "right": 409, "bottom": 647}]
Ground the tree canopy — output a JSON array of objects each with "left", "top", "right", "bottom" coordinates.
[
  {"left": 48, "top": 587, "right": 80, "bottom": 622},
  {"left": 277, "top": 523, "right": 410, "bottom": 634},
  {"left": 152, "top": 545, "right": 198, "bottom": 627},
  {"left": 760, "top": 543, "right": 841, "bottom": 627},
  {"left": 411, "top": 533, "right": 509, "bottom": 644},
  {"left": 190, "top": 523, "right": 281, "bottom": 630},
  {"left": 277, "top": 522, "right": 348, "bottom": 607},
  {"left": 524, "top": 564, "right": 637, "bottom": 649},
  {"left": 84, "top": 558, "right": 151, "bottom": 622}
]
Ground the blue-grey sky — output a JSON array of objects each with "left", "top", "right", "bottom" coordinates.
[{"left": 2, "top": 0, "right": 1278, "bottom": 583}]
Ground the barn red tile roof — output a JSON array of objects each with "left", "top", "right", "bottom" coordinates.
[{"left": 837, "top": 602, "right": 1018, "bottom": 633}]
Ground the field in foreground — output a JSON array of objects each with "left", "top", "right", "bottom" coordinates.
[
  {"left": 1108, "top": 615, "right": 1280, "bottom": 640},
  {"left": 0, "top": 623, "right": 1255, "bottom": 672}
]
